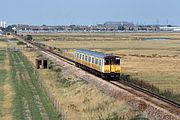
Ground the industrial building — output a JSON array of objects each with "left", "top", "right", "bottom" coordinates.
[{"left": 0, "top": 21, "right": 6, "bottom": 28}]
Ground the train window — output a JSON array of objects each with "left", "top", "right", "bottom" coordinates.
[
  {"left": 80, "top": 54, "right": 82, "bottom": 59},
  {"left": 77, "top": 53, "right": 79, "bottom": 58},
  {"left": 115, "top": 58, "right": 120, "bottom": 65},
  {"left": 95, "top": 58, "right": 98, "bottom": 65},
  {"left": 85, "top": 56, "right": 88, "bottom": 61},
  {"left": 92, "top": 57, "right": 94, "bottom": 63},
  {"left": 82, "top": 55, "right": 84, "bottom": 60},
  {"left": 104, "top": 58, "right": 110, "bottom": 65},
  {"left": 88, "top": 56, "right": 91, "bottom": 62},
  {"left": 99, "top": 60, "right": 101, "bottom": 65}
]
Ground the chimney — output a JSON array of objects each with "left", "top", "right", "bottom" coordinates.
[
  {"left": 3, "top": 21, "right": 6, "bottom": 28},
  {"left": 0, "top": 21, "right": 3, "bottom": 27}
]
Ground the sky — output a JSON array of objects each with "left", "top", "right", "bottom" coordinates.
[{"left": 1, "top": 0, "right": 180, "bottom": 25}]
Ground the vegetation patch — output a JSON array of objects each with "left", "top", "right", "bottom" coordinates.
[
  {"left": 9, "top": 51, "right": 59, "bottom": 120},
  {"left": 0, "top": 51, "right": 7, "bottom": 117},
  {"left": 17, "top": 41, "right": 26, "bottom": 45},
  {"left": 121, "top": 74, "right": 180, "bottom": 104},
  {"left": 0, "top": 70, "right": 6, "bottom": 117},
  {"left": 0, "top": 39, "right": 6, "bottom": 42},
  {"left": 38, "top": 66, "right": 135, "bottom": 120}
]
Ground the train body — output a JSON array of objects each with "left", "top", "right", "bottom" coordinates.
[{"left": 74, "top": 49, "right": 121, "bottom": 80}]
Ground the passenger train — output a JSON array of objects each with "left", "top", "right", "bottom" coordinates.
[{"left": 74, "top": 49, "right": 121, "bottom": 80}]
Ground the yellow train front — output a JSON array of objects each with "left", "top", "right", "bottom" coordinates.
[{"left": 74, "top": 49, "right": 121, "bottom": 80}]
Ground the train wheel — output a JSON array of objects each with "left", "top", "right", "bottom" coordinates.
[{"left": 101, "top": 73, "right": 105, "bottom": 80}]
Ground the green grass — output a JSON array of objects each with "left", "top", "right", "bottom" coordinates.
[
  {"left": 0, "top": 70, "right": 6, "bottom": 117},
  {"left": 9, "top": 51, "right": 59, "bottom": 120},
  {"left": 10, "top": 52, "right": 26, "bottom": 120},
  {"left": 0, "top": 52, "right": 6, "bottom": 63},
  {"left": 0, "top": 39, "right": 6, "bottom": 42},
  {"left": 0, "top": 51, "right": 7, "bottom": 117},
  {"left": 19, "top": 52, "right": 60, "bottom": 119}
]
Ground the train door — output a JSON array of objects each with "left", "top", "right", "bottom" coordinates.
[
  {"left": 110, "top": 57, "right": 116, "bottom": 73},
  {"left": 104, "top": 57, "right": 110, "bottom": 73}
]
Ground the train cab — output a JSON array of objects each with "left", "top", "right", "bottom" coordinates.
[{"left": 103, "top": 56, "right": 121, "bottom": 80}]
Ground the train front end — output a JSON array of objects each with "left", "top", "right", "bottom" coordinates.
[{"left": 103, "top": 56, "right": 121, "bottom": 80}]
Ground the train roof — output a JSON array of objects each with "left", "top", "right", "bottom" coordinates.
[{"left": 75, "top": 49, "right": 112, "bottom": 58}]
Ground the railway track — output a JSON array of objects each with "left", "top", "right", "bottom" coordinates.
[
  {"left": 110, "top": 80, "right": 180, "bottom": 108},
  {"left": 21, "top": 38, "right": 180, "bottom": 110}
]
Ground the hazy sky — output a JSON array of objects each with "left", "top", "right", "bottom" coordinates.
[{"left": 1, "top": 0, "right": 180, "bottom": 25}]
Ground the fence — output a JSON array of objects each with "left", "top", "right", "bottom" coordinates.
[{"left": 19, "top": 50, "right": 68, "bottom": 120}]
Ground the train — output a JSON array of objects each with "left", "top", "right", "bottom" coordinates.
[
  {"left": 74, "top": 49, "right": 121, "bottom": 80},
  {"left": 27, "top": 41, "right": 121, "bottom": 80}
]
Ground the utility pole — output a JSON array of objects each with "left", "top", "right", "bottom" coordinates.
[
  {"left": 166, "top": 19, "right": 169, "bottom": 26},
  {"left": 156, "top": 19, "right": 159, "bottom": 26}
]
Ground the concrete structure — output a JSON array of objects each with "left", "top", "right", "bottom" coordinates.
[{"left": 36, "top": 58, "right": 48, "bottom": 69}]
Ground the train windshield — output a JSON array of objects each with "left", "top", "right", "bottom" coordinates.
[
  {"left": 104, "top": 57, "right": 120, "bottom": 65},
  {"left": 104, "top": 58, "right": 110, "bottom": 65},
  {"left": 115, "top": 58, "right": 120, "bottom": 65}
]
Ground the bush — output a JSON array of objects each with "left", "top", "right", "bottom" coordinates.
[
  {"left": 98, "top": 112, "right": 125, "bottom": 120},
  {"left": 25, "top": 35, "right": 33, "bottom": 41},
  {"left": 17, "top": 41, "right": 26, "bottom": 45},
  {"left": 130, "top": 114, "right": 149, "bottom": 120}
]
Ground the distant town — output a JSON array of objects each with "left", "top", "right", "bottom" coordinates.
[{"left": 1, "top": 21, "right": 180, "bottom": 34}]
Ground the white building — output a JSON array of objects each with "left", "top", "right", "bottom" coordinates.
[
  {"left": 160, "top": 27, "right": 180, "bottom": 32},
  {"left": 0, "top": 21, "right": 3, "bottom": 27},
  {"left": 0, "top": 21, "right": 6, "bottom": 28}
]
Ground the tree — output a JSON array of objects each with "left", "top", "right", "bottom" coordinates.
[
  {"left": 167, "top": 25, "right": 172, "bottom": 27},
  {"left": 3, "top": 25, "right": 15, "bottom": 33},
  {"left": 118, "top": 25, "right": 125, "bottom": 31},
  {"left": 25, "top": 35, "right": 33, "bottom": 41}
]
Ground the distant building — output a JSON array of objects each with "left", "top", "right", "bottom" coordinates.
[
  {"left": 160, "top": 27, "right": 180, "bottom": 31},
  {"left": 104, "top": 21, "right": 134, "bottom": 31},
  {"left": 15, "top": 22, "right": 168, "bottom": 33}
]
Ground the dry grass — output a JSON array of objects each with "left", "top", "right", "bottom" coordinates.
[
  {"left": 39, "top": 69, "right": 133, "bottom": 120},
  {"left": 0, "top": 52, "right": 14, "bottom": 120},
  {"left": 0, "top": 41, "right": 8, "bottom": 48},
  {"left": 19, "top": 44, "right": 134, "bottom": 120},
  {"left": 41, "top": 70, "right": 133, "bottom": 120},
  {"left": 31, "top": 32, "right": 180, "bottom": 93}
]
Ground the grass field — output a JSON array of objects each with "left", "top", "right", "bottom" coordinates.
[
  {"left": 0, "top": 37, "right": 8, "bottom": 48},
  {"left": 0, "top": 51, "right": 8, "bottom": 118},
  {"left": 0, "top": 36, "right": 60, "bottom": 120},
  {"left": 9, "top": 51, "right": 59, "bottom": 120},
  {"left": 0, "top": 39, "right": 14, "bottom": 120},
  {"left": 28, "top": 32, "right": 180, "bottom": 93}
]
